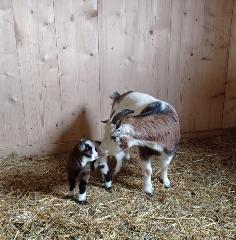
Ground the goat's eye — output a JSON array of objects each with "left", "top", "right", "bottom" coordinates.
[{"left": 85, "top": 145, "right": 92, "bottom": 151}]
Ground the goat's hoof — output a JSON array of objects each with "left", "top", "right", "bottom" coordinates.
[
  {"left": 78, "top": 200, "right": 87, "bottom": 205},
  {"left": 159, "top": 177, "right": 171, "bottom": 189},
  {"left": 145, "top": 191, "right": 155, "bottom": 197},
  {"left": 105, "top": 186, "right": 112, "bottom": 192},
  {"left": 164, "top": 184, "right": 171, "bottom": 189}
]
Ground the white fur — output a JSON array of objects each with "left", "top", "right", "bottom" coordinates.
[
  {"left": 105, "top": 180, "right": 112, "bottom": 188},
  {"left": 124, "top": 149, "right": 130, "bottom": 160},
  {"left": 80, "top": 140, "right": 99, "bottom": 167},
  {"left": 78, "top": 192, "right": 86, "bottom": 201},
  {"left": 112, "top": 124, "right": 134, "bottom": 138},
  {"left": 99, "top": 157, "right": 109, "bottom": 173},
  {"left": 160, "top": 153, "right": 173, "bottom": 188},
  {"left": 100, "top": 124, "right": 122, "bottom": 155},
  {"left": 112, "top": 92, "right": 158, "bottom": 116},
  {"left": 85, "top": 140, "right": 99, "bottom": 161},
  {"left": 114, "top": 151, "right": 126, "bottom": 175},
  {"left": 80, "top": 156, "right": 91, "bottom": 167},
  {"left": 139, "top": 159, "right": 153, "bottom": 194}
]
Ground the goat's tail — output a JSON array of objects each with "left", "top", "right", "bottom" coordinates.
[{"left": 110, "top": 91, "right": 121, "bottom": 101}]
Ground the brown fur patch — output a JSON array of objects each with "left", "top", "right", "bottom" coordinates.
[
  {"left": 121, "top": 111, "right": 180, "bottom": 153},
  {"left": 119, "top": 137, "right": 129, "bottom": 150}
]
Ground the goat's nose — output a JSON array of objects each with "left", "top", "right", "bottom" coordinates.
[{"left": 111, "top": 136, "right": 116, "bottom": 140}]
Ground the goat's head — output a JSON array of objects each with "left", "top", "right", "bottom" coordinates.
[
  {"left": 100, "top": 109, "right": 134, "bottom": 155},
  {"left": 74, "top": 139, "right": 99, "bottom": 163}
]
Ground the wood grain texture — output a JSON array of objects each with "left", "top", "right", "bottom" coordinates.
[
  {"left": 223, "top": 0, "right": 236, "bottom": 128},
  {"left": 0, "top": 0, "right": 235, "bottom": 156},
  {"left": 168, "top": 0, "right": 234, "bottom": 132},
  {"left": 12, "top": 0, "right": 62, "bottom": 144},
  {"left": 54, "top": 0, "right": 100, "bottom": 142},
  {"left": 98, "top": 0, "right": 172, "bottom": 126},
  {"left": 0, "top": 0, "right": 27, "bottom": 148}
]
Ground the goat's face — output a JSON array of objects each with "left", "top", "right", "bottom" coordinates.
[
  {"left": 111, "top": 123, "right": 133, "bottom": 140},
  {"left": 100, "top": 122, "right": 122, "bottom": 155},
  {"left": 77, "top": 139, "right": 99, "bottom": 165},
  {"left": 100, "top": 109, "right": 135, "bottom": 155}
]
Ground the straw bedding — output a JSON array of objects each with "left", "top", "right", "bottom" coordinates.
[{"left": 0, "top": 135, "right": 235, "bottom": 239}]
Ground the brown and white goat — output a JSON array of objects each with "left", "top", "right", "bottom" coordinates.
[{"left": 100, "top": 91, "right": 181, "bottom": 195}]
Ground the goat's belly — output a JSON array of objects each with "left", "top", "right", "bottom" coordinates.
[{"left": 128, "top": 140, "right": 164, "bottom": 152}]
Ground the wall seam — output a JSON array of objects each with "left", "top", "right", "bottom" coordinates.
[{"left": 221, "top": 0, "right": 235, "bottom": 129}]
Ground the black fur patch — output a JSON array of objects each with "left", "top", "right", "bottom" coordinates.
[
  {"left": 104, "top": 171, "right": 111, "bottom": 183},
  {"left": 83, "top": 144, "right": 93, "bottom": 158},
  {"left": 98, "top": 165, "right": 105, "bottom": 169},
  {"left": 90, "top": 161, "right": 95, "bottom": 171},
  {"left": 138, "top": 101, "right": 170, "bottom": 117},
  {"left": 79, "top": 180, "right": 87, "bottom": 194},
  {"left": 111, "top": 109, "right": 134, "bottom": 124},
  {"left": 139, "top": 146, "right": 161, "bottom": 160},
  {"left": 110, "top": 91, "right": 121, "bottom": 100}
]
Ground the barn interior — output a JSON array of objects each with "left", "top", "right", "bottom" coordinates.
[{"left": 0, "top": 0, "right": 236, "bottom": 239}]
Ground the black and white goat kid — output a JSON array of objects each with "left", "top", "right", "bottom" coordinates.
[
  {"left": 67, "top": 139, "right": 112, "bottom": 205},
  {"left": 100, "top": 91, "right": 181, "bottom": 196}
]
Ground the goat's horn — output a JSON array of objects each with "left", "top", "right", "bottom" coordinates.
[
  {"left": 111, "top": 109, "right": 134, "bottom": 124},
  {"left": 101, "top": 119, "right": 109, "bottom": 124}
]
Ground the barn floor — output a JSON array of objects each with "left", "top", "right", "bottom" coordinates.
[{"left": 0, "top": 135, "right": 236, "bottom": 240}]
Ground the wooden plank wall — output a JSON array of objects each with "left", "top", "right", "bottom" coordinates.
[
  {"left": 0, "top": 0, "right": 235, "bottom": 156},
  {"left": 223, "top": 0, "right": 236, "bottom": 128}
]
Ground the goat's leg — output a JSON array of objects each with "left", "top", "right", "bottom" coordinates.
[
  {"left": 139, "top": 159, "right": 153, "bottom": 196},
  {"left": 114, "top": 151, "right": 126, "bottom": 175},
  {"left": 138, "top": 147, "right": 154, "bottom": 196},
  {"left": 98, "top": 157, "right": 112, "bottom": 191},
  {"left": 124, "top": 148, "right": 130, "bottom": 161},
  {"left": 67, "top": 170, "right": 78, "bottom": 198},
  {"left": 159, "top": 152, "right": 174, "bottom": 189},
  {"left": 78, "top": 172, "right": 90, "bottom": 205}
]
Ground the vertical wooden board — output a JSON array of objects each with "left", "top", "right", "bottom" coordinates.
[
  {"left": 135, "top": 0, "right": 172, "bottom": 99},
  {"left": 98, "top": 0, "right": 127, "bottom": 121},
  {"left": 0, "top": 0, "right": 27, "bottom": 147},
  {"left": 166, "top": 0, "right": 183, "bottom": 116},
  {"left": 223, "top": 0, "right": 236, "bottom": 128},
  {"left": 99, "top": 0, "right": 172, "bottom": 123},
  {"left": 167, "top": 0, "right": 204, "bottom": 132},
  {"left": 193, "top": 0, "right": 234, "bottom": 131},
  {"left": 55, "top": 0, "right": 100, "bottom": 141},
  {"left": 205, "top": 0, "right": 234, "bottom": 130},
  {"left": 168, "top": 0, "right": 233, "bottom": 132},
  {"left": 12, "top": 0, "right": 62, "bottom": 144}
]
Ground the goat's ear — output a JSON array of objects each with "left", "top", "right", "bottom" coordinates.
[
  {"left": 111, "top": 108, "right": 134, "bottom": 124},
  {"left": 101, "top": 119, "right": 109, "bottom": 124},
  {"left": 78, "top": 140, "right": 86, "bottom": 151}
]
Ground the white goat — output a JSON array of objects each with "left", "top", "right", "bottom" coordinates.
[{"left": 100, "top": 91, "right": 181, "bottom": 195}]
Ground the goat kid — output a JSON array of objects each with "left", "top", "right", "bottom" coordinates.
[
  {"left": 100, "top": 91, "right": 181, "bottom": 196},
  {"left": 67, "top": 139, "right": 112, "bottom": 204}
]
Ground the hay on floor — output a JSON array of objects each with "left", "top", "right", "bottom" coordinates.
[{"left": 0, "top": 135, "right": 236, "bottom": 239}]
